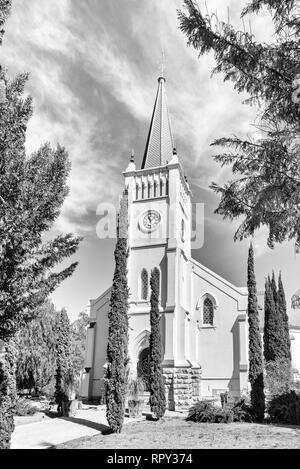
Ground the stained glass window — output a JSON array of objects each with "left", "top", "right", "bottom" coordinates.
[{"left": 203, "top": 297, "right": 214, "bottom": 326}]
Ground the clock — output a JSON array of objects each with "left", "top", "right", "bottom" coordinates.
[{"left": 139, "top": 210, "right": 161, "bottom": 233}]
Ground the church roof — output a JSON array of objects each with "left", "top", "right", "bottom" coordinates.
[{"left": 141, "top": 76, "right": 174, "bottom": 169}]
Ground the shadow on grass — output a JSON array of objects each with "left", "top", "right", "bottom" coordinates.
[
  {"left": 44, "top": 410, "right": 60, "bottom": 420},
  {"left": 61, "top": 416, "right": 112, "bottom": 434},
  {"left": 271, "top": 423, "right": 300, "bottom": 431}
]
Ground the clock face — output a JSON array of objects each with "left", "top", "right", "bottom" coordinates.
[{"left": 141, "top": 210, "right": 161, "bottom": 232}]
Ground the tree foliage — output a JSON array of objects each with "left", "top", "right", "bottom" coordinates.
[
  {"left": 0, "top": 1, "right": 80, "bottom": 447},
  {"left": 149, "top": 268, "right": 166, "bottom": 420},
  {"left": 247, "top": 244, "right": 265, "bottom": 421},
  {"left": 264, "top": 274, "right": 291, "bottom": 364},
  {"left": 178, "top": 0, "right": 300, "bottom": 249},
  {"left": 0, "top": 340, "right": 16, "bottom": 449},
  {"left": 55, "top": 309, "right": 73, "bottom": 410},
  {"left": 0, "top": 0, "right": 11, "bottom": 46},
  {"left": 278, "top": 272, "right": 291, "bottom": 362},
  {"left": 0, "top": 55, "right": 81, "bottom": 341},
  {"left": 70, "top": 311, "right": 89, "bottom": 380},
  {"left": 15, "top": 301, "right": 57, "bottom": 396},
  {"left": 105, "top": 191, "right": 129, "bottom": 434}
]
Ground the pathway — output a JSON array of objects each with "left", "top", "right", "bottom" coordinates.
[{"left": 11, "top": 406, "right": 109, "bottom": 449}]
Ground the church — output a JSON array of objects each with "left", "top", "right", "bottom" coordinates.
[{"left": 80, "top": 75, "right": 300, "bottom": 410}]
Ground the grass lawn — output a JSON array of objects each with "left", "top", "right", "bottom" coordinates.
[{"left": 55, "top": 414, "right": 300, "bottom": 449}]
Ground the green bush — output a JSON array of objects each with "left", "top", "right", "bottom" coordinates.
[
  {"left": 187, "top": 401, "right": 233, "bottom": 424},
  {"left": 268, "top": 391, "right": 300, "bottom": 425},
  {"left": 15, "top": 398, "right": 38, "bottom": 417},
  {"left": 230, "top": 399, "right": 253, "bottom": 423},
  {"left": 187, "top": 398, "right": 253, "bottom": 424},
  {"left": 265, "top": 359, "right": 293, "bottom": 396},
  {"left": 187, "top": 401, "right": 217, "bottom": 423}
]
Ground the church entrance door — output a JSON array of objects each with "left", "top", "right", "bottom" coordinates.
[{"left": 137, "top": 347, "right": 150, "bottom": 392}]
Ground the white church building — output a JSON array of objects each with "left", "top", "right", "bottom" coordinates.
[{"left": 81, "top": 75, "right": 300, "bottom": 410}]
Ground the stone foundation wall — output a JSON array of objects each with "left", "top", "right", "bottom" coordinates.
[{"left": 163, "top": 367, "right": 201, "bottom": 411}]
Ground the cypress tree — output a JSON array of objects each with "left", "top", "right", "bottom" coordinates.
[
  {"left": 265, "top": 272, "right": 290, "bottom": 363},
  {"left": 55, "top": 309, "right": 72, "bottom": 414},
  {"left": 105, "top": 191, "right": 129, "bottom": 433},
  {"left": 277, "top": 273, "right": 291, "bottom": 363},
  {"left": 247, "top": 244, "right": 265, "bottom": 422},
  {"left": 264, "top": 277, "right": 278, "bottom": 363},
  {"left": 149, "top": 268, "right": 166, "bottom": 420}
]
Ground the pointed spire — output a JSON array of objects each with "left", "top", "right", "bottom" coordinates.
[{"left": 141, "top": 76, "right": 174, "bottom": 169}]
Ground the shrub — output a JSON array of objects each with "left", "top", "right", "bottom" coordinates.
[
  {"left": 187, "top": 401, "right": 217, "bottom": 423},
  {"left": 230, "top": 398, "right": 253, "bottom": 423},
  {"left": 265, "top": 359, "right": 293, "bottom": 396},
  {"left": 268, "top": 391, "right": 300, "bottom": 425},
  {"left": 15, "top": 398, "right": 38, "bottom": 417},
  {"left": 187, "top": 398, "right": 254, "bottom": 424},
  {"left": 127, "top": 377, "right": 145, "bottom": 401},
  {"left": 127, "top": 378, "right": 145, "bottom": 419},
  {"left": 187, "top": 400, "right": 233, "bottom": 424}
]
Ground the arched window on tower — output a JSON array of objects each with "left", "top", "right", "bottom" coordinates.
[
  {"left": 136, "top": 184, "right": 139, "bottom": 201},
  {"left": 148, "top": 182, "right": 151, "bottom": 199},
  {"left": 203, "top": 297, "right": 214, "bottom": 326},
  {"left": 151, "top": 268, "right": 161, "bottom": 298},
  {"left": 166, "top": 179, "right": 169, "bottom": 196},
  {"left": 142, "top": 183, "right": 145, "bottom": 200},
  {"left": 160, "top": 179, "right": 164, "bottom": 197},
  {"left": 154, "top": 181, "right": 157, "bottom": 198},
  {"left": 141, "top": 269, "right": 149, "bottom": 300}
]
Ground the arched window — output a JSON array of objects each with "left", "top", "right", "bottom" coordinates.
[
  {"left": 136, "top": 184, "right": 139, "bottom": 200},
  {"left": 154, "top": 181, "right": 157, "bottom": 198},
  {"left": 148, "top": 182, "right": 151, "bottom": 199},
  {"left": 141, "top": 269, "right": 149, "bottom": 300},
  {"left": 142, "top": 183, "right": 145, "bottom": 199},
  {"left": 151, "top": 268, "right": 161, "bottom": 297},
  {"left": 160, "top": 180, "right": 163, "bottom": 197},
  {"left": 166, "top": 179, "right": 169, "bottom": 196},
  {"left": 203, "top": 297, "right": 214, "bottom": 326}
]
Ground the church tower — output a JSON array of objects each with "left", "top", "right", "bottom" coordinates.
[{"left": 123, "top": 75, "right": 201, "bottom": 409}]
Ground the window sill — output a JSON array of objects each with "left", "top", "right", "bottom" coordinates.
[{"left": 198, "top": 325, "right": 216, "bottom": 330}]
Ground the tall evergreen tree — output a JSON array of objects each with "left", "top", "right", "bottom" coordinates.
[
  {"left": 264, "top": 277, "right": 278, "bottom": 363},
  {"left": 265, "top": 273, "right": 291, "bottom": 363},
  {"left": 55, "top": 309, "right": 72, "bottom": 413},
  {"left": 149, "top": 268, "right": 166, "bottom": 420},
  {"left": 0, "top": 1, "right": 81, "bottom": 447},
  {"left": 178, "top": 1, "right": 300, "bottom": 250},
  {"left": 277, "top": 273, "right": 291, "bottom": 363},
  {"left": 105, "top": 191, "right": 129, "bottom": 434},
  {"left": 247, "top": 244, "right": 265, "bottom": 422}
]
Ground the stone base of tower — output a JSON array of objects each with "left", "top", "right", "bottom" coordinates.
[{"left": 163, "top": 366, "right": 202, "bottom": 411}]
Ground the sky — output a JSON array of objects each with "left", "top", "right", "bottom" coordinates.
[{"left": 1, "top": 0, "right": 300, "bottom": 321}]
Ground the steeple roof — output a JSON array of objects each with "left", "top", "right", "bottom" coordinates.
[{"left": 141, "top": 77, "right": 174, "bottom": 169}]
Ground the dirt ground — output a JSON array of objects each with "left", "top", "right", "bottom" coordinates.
[{"left": 55, "top": 414, "right": 300, "bottom": 449}]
